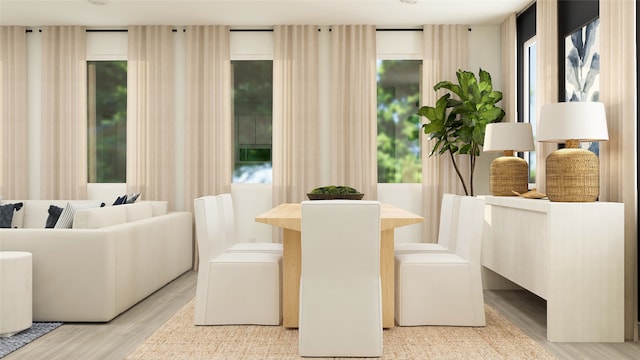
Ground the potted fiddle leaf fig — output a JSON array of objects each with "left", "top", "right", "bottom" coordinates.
[{"left": 418, "top": 68, "right": 505, "bottom": 196}]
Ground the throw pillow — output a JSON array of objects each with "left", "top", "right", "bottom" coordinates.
[
  {"left": 10, "top": 202, "right": 25, "bottom": 228},
  {"left": 113, "top": 194, "right": 127, "bottom": 206},
  {"left": 126, "top": 193, "right": 140, "bottom": 204},
  {"left": 0, "top": 203, "right": 16, "bottom": 228},
  {"left": 54, "top": 201, "right": 104, "bottom": 229},
  {"left": 0, "top": 202, "right": 23, "bottom": 228},
  {"left": 45, "top": 205, "right": 64, "bottom": 228}
]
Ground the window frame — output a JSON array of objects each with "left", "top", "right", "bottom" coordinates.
[
  {"left": 86, "top": 31, "right": 128, "bottom": 184},
  {"left": 231, "top": 59, "right": 274, "bottom": 184},
  {"left": 522, "top": 37, "right": 537, "bottom": 185},
  {"left": 230, "top": 30, "right": 275, "bottom": 184},
  {"left": 375, "top": 29, "right": 423, "bottom": 184},
  {"left": 517, "top": 3, "right": 537, "bottom": 186}
]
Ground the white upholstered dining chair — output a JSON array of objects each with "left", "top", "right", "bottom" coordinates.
[
  {"left": 394, "top": 196, "right": 486, "bottom": 327},
  {"left": 299, "top": 200, "right": 383, "bottom": 358},
  {"left": 219, "top": 193, "right": 283, "bottom": 254},
  {"left": 394, "top": 193, "right": 462, "bottom": 255},
  {"left": 193, "top": 195, "right": 282, "bottom": 326}
]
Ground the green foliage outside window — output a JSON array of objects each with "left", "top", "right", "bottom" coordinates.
[
  {"left": 87, "top": 61, "right": 127, "bottom": 183},
  {"left": 377, "top": 60, "right": 422, "bottom": 183},
  {"left": 232, "top": 60, "right": 273, "bottom": 183}
]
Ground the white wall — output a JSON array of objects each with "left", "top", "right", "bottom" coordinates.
[
  {"left": 469, "top": 25, "right": 503, "bottom": 197},
  {"left": 22, "top": 25, "right": 502, "bottom": 243}
]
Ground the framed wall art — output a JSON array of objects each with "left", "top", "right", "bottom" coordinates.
[
  {"left": 565, "top": 17, "right": 600, "bottom": 154},
  {"left": 565, "top": 17, "right": 600, "bottom": 102}
]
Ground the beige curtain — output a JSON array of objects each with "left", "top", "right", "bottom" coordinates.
[
  {"left": 599, "top": 0, "right": 638, "bottom": 340},
  {"left": 328, "top": 25, "right": 378, "bottom": 199},
  {"left": 183, "top": 25, "right": 232, "bottom": 269},
  {"left": 0, "top": 26, "right": 28, "bottom": 199},
  {"left": 501, "top": 14, "right": 517, "bottom": 123},
  {"left": 40, "top": 26, "right": 87, "bottom": 200},
  {"left": 272, "top": 25, "right": 321, "bottom": 205},
  {"left": 421, "top": 25, "right": 469, "bottom": 243},
  {"left": 127, "top": 26, "right": 175, "bottom": 208},
  {"left": 534, "top": 0, "right": 559, "bottom": 194},
  {"left": 183, "top": 26, "right": 232, "bottom": 211}
]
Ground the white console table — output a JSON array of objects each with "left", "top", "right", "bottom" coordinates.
[{"left": 481, "top": 196, "right": 624, "bottom": 342}]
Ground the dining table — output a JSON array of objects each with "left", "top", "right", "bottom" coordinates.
[{"left": 255, "top": 202, "right": 424, "bottom": 328}]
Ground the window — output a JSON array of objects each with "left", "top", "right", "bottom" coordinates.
[
  {"left": 523, "top": 38, "right": 537, "bottom": 184},
  {"left": 232, "top": 60, "right": 273, "bottom": 183},
  {"left": 517, "top": 3, "right": 536, "bottom": 185},
  {"left": 87, "top": 61, "right": 127, "bottom": 183},
  {"left": 376, "top": 60, "right": 422, "bottom": 183}
]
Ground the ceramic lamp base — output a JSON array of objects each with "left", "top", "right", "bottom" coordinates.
[
  {"left": 489, "top": 156, "right": 529, "bottom": 196},
  {"left": 545, "top": 147, "right": 599, "bottom": 202}
]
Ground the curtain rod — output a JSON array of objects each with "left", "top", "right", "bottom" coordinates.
[
  {"left": 25, "top": 26, "right": 475, "bottom": 33},
  {"left": 26, "top": 28, "right": 273, "bottom": 33},
  {"left": 376, "top": 28, "right": 422, "bottom": 31}
]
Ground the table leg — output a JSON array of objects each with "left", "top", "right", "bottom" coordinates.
[
  {"left": 282, "top": 229, "right": 301, "bottom": 328},
  {"left": 381, "top": 229, "right": 394, "bottom": 328}
]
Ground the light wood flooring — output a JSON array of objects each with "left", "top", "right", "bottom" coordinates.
[{"left": 5, "top": 270, "right": 640, "bottom": 360}]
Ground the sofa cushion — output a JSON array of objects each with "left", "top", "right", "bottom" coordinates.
[
  {"left": 123, "top": 202, "right": 153, "bottom": 222},
  {"left": 54, "top": 201, "right": 105, "bottom": 229},
  {"left": 144, "top": 201, "right": 168, "bottom": 216},
  {"left": 19, "top": 200, "right": 68, "bottom": 228},
  {"left": 73, "top": 205, "right": 128, "bottom": 229}
]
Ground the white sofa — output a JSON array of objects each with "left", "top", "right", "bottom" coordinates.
[{"left": 0, "top": 200, "right": 192, "bottom": 322}]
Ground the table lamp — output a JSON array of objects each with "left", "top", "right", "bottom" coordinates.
[
  {"left": 537, "top": 102, "right": 608, "bottom": 202},
  {"left": 483, "top": 122, "right": 535, "bottom": 196}
]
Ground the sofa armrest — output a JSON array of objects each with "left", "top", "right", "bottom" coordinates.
[
  {"left": 106, "top": 211, "right": 193, "bottom": 314},
  {"left": 0, "top": 211, "right": 193, "bottom": 322},
  {"left": 0, "top": 228, "right": 118, "bottom": 322}
]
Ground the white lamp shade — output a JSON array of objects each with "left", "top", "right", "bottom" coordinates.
[
  {"left": 483, "top": 122, "right": 534, "bottom": 152},
  {"left": 537, "top": 102, "right": 609, "bottom": 143}
]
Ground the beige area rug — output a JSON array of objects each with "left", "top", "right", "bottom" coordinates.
[{"left": 126, "top": 299, "right": 556, "bottom": 360}]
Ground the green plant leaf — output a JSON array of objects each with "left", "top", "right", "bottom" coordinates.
[
  {"left": 479, "top": 107, "right": 505, "bottom": 123},
  {"left": 459, "top": 143, "right": 471, "bottom": 154},
  {"left": 478, "top": 68, "right": 490, "bottom": 81},
  {"left": 416, "top": 67, "right": 504, "bottom": 196}
]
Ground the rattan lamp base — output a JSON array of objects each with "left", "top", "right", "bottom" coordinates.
[
  {"left": 545, "top": 147, "right": 599, "bottom": 202},
  {"left": 490, "top": 156, "right": 529, "bottom": 196}
]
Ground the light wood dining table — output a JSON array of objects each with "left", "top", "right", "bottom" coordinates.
[{"left": 255, "top": 202, "right": 424, "bottom": 328}]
